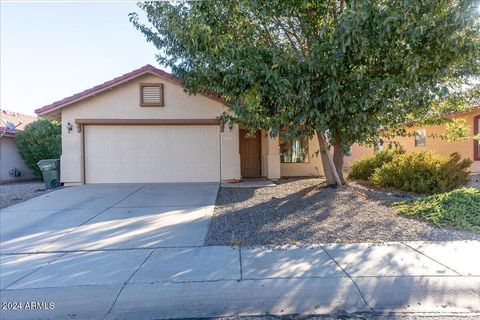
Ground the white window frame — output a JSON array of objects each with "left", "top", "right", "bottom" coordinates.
[{"left": 414, "top": 128, "right": 426, "bottom": 147}]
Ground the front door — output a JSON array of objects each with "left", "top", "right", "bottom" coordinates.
[{"left": 239, "top": 129, "right": 261, "bottom": 177}]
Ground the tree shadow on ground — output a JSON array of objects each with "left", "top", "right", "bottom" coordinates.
[{"left": 205, "top": 179, "right": 480, "bottom": 246}]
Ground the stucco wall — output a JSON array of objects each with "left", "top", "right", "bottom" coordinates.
[
  {"left": 345, "top": 111, "right": 480, "bottom": 173},
  {"left": 343, "top": 144, "right": 376, "bottom": 170},
  {"left": 0, "top": 136, "right": 37, "bottom": 183},
  {"left": 390, "top": 111, "right": 480, "bottom": 173},
  {"left": 261, "top": 132, "right": 268, "bottom": 176},
  {"left": 278, "top": 110, "right": 480, "bottom": 177},
  {"left": 221, "top": 124, "right": 241, "bottom": 181},
  {"left": 280, "top": 136, "right": 324, "bottom": 177},
  {"left": 60, "top": 73, "right": 240, "bottom": 184},
  {"left": 278, "top": 136, "right": 374, "bottom": 177}
]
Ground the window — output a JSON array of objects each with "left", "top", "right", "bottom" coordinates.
[
  {"left": 475, "top": 115, "right": 480, "bottom": 161},
  {"left": 280, "top": 136, "right": 309, "bottom": 163},
  {"left": 140, "top": 83, "right": 164, "bottom": 107},
  {"left": 414, "top": 129, "right": 426, "bottom": 147},
  {"left": 374, "top": 138, "right": 384, "bottom": 152},
  {"left": 243, "top": 131, "right": 257, "bottom": 139}
]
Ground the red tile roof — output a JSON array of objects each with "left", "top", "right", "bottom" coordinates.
[
  {"left": 446, "top": 106, "right": 480, "bottom": 118},
  {"left": 35, "top": 64, "right": 223, "bottom": 116}
]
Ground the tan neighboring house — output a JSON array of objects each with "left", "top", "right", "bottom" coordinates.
[
  {"left": 344, "top": 108, "right": 480, "bottom": 173},
  {"left": 0, "top": 109, "right": 38, "bottom": 183}
]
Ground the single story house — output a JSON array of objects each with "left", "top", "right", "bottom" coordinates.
[
  {"left": 344, "top": 108, "right": 480, "bottom": 173},
  {"left": 390, "top": 108, "right": 479, "bottom": 173},
  {"left": 0, "top": 109, "right": 38, "bottom": 183},
  {"left": 35, "top": 65, "right": 330, "bottom": 185}
]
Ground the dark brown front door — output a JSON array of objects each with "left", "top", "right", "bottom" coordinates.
[{"left": 239, "top": 129, "right": 261, "bottom": 177}]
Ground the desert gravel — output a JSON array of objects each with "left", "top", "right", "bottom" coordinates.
[
  {"left": 205, "top": 178, "right": 480, "bottom": 246},
  {"left": 469, "top": 174, "right": 480, "bottom": 189},
  {"left": 0, "top": 181, "right": 51, "bottom": 209}
]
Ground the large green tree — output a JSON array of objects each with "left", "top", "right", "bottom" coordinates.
[{"left": 131, "top": 0, "right": 479, "bottom": 185}]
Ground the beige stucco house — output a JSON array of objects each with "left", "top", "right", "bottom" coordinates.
[
  {"left": 36, "top": 65, "right": 330, "bottom": 185},
  {"left": 0, "top": 109, "right": 38, "bottom": 183},
  {"left": 344, "top": 108, "right": 480, "bottom": 173},
  {"left": 390, "top": 108, "right": 480, "bottom": 173}
]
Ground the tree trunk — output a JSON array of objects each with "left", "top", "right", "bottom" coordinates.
[
  {"left": 333, "top": 140, "right": 346, "bottom": 185},
  {"left": 316, "top": 132, "right": 342, "bottom": 186}
]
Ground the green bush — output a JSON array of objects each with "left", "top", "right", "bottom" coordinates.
[
  {"left": 370, "top": 152, "right": 471, "bottom": 194},
  {"left": 395, "top": 188, "right": 480, "bottom": 232},
  {"left": 348, "top": 147, "right": 405, "bottom": 180},
  {"left": 15, "top": 119, "right": 61, "bottom": 177}
]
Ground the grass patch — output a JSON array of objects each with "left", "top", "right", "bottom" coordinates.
[{"left": 395, "top": 188, "right": 480, "bottom": 232}]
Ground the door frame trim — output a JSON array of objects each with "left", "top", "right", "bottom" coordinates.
[{"left": 75, "top": 118, "right": 223, "bottom": 132}]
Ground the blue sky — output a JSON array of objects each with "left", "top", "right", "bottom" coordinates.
[{"left": 1, "top": 2, "right": 160, "bottom": 115}]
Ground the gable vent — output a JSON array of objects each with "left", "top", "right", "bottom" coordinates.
[{"left": 140, "top": 83, "right": 164, "bottom": 107}]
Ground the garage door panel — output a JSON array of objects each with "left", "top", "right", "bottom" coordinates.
[{"left": 84, "top": 125, "right": 220, "bottom": 183}]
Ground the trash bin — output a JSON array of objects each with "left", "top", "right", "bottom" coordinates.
[{"left": 37, "top": 159, "right": 61, "bottom": 189}]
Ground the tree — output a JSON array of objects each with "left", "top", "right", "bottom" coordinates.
[
  {"left": 15, "top": 119, "right": 61, "bottom": 177},
  {"left": 130, "top": 0, "right": 480, "bottom": 185},
  {"left": 389, "top": 85, "right": 480, "bottom": 143}
]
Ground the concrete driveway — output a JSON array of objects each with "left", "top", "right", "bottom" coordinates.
[
  {"left": 1, "top": 183, "right": 218, "bottom": 253},
  {"left": 0, "top": 183, "right": 223, "bottom": 319},
  {"left": 1, "top": 184, "right": 480, "bottom": 319}
]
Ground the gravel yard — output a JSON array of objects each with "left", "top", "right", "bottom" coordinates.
[
  {"left": 0, "top": 181, "right": 51, "bottom": 209},
  {"left": 205, "top": 178, "right": 480, "bottom": 246},
  {"left": 469, "top": 174, "right": 480, "bottom": 189}
]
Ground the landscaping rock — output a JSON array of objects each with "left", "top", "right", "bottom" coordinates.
[
  {"left": 468, "top": 174, "right": 480, "bottom": 189},
  {"left": 0, "top": 181, "right": 51, "bottom": 209},
  {"left": 205, "top": 178, "right": 480, "bottom": 246}
]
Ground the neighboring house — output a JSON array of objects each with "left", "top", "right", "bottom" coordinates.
[
  {"left": 36, "top": 65, "right": 330, "bottom": 185},
  {"left": 391, "top": 108, "right": 480, "bottom": 173},
  {"left": 344, "top": 107, "right": 480, "bottom": 173},
  {"left": 0, "top": 109, "right": 38, "bottom": 183}
]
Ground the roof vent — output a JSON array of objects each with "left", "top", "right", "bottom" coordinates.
[{"left": 140, "top": 83, "right": 164, "bottom": 107}]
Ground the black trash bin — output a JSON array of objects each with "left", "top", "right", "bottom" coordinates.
[{"left": 37, "top": 159, "right": 61, "bottom": 189}]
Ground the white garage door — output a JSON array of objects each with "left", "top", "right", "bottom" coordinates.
[{"left": 84, "top": 125, "right": 220, "bottom": 183}]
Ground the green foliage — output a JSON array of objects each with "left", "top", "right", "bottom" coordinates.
[
  {"left": 405, "top": 85, "right": 480, "bottom": 127},
  {"left": 444, "top": 118, "right": 472, "bottom": 142},
  {"left": 348, "top": 147, "right": 405, "bottom": 180},
  {"left": 370, "top": 152, "right": 472, "bottom": 194},
  {"left": 130, "top": 0, "right": 480, "bottom": 148},
  {"left": 395, "top": 188, "right": 480, "bottom": 232},
  {"left": 15, "top": 119, "right": 62, "bottom": 177}
]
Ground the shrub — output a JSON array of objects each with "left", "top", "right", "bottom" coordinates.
[
  {"left": 370, "top": 152, "right": 472, "bottom": 194},
  {"left": 348, "top": 147, "right": 405, "bottom": 180},
  {"left": 395, "top": 188, "right": 480, "bottom": 232},
  {"left": 15, "top": 119, "right": 61, "bottom": 177}
]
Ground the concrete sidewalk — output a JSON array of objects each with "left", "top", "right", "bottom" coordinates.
[{"left": 1, "top": 241, "right": 479, "bottom": 319}]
